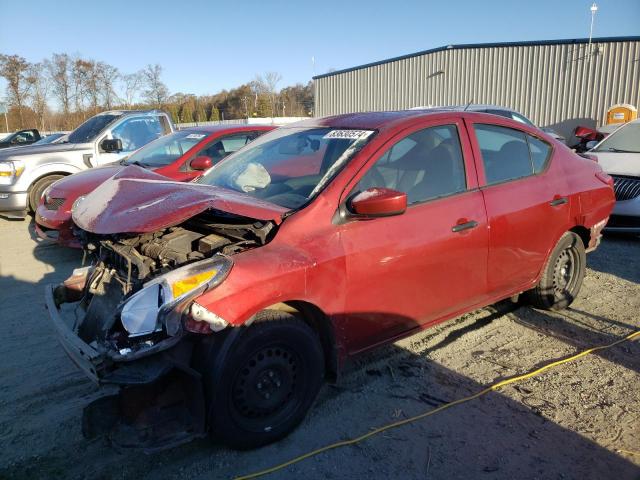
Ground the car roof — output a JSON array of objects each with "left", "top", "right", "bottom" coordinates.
[{"left": 287, "top": 109, "right": 526, "bottom": 133}]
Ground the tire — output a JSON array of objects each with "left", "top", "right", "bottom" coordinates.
[
  {"left": 28, "top": 174, "right": 64, "bottom": 213},
  {"left": 525, "top": 231, "right": 586, "bottom": 310},
  {"left": 202, "top": 311, "right": 324, "bottom": 449}
]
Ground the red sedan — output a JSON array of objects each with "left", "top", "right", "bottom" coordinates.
[
  {"left": 35, "top": 124, "right": 274, "bottom": 247},
  {"left": 48, "top": 110, "right": 613, "bottom": 450}
]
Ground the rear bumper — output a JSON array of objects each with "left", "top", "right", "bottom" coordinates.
[{"left": 45, "top": 282, "right": 187, "bottom": 385}]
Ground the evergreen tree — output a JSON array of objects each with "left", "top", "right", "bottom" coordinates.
[
  {"left": 209, "top": 106, "right": 220, "bottom": 121},
  {"left": 181, "top": 102, "right": 194, "bottom": 123},
  {"left": 195, "top": 103, "right": 206, "bottom": 123},
  {"left": 168, "top": 104, "right": 180, "bottom": 124},
  {"left": 256, "top": 95, "right": 271, "bottom": 117}
]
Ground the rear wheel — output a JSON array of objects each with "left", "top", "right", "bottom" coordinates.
[
  {"left": 525, "top": 232, "right": 586, "bottom": 310},
  {"left": 28, "top": 174, "right": 64, "bottom": 213},
  {"left": 203, "top": 311, "right": 324, "bottom": 449}
]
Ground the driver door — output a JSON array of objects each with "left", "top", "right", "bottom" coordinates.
[{"left": 338, "top": 119, "right": 489, "bottom": 353}]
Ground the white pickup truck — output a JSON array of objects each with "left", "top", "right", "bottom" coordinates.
[{"left": 0, "top": 109, "right": 175, "bottom": 217}]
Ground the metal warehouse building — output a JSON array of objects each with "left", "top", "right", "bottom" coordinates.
[{"left": 313, "top": 36, "right": 640, "bottom": 139}]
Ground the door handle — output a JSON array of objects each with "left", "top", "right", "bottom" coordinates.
[
  {"left": 549, "top": 196, "right": 568, "bottom": 207},
  {"left": 452, "top": 220, "right": 478, "bottom": 233}
]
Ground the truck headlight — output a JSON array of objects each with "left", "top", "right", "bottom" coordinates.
[
  {"left": 120, "top": 255, "right": 233, "bottom": 337},
  {"left": 0, "top": 160, "right": 24, "bottom": 185}
]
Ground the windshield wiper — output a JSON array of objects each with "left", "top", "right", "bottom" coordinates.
[{"left": 606, "top": 147, "right": 640, "bottom": 153}]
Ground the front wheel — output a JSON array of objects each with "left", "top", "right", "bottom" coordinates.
[
  {"left": 203, "top": 311, "right": 324, "bottom": 449},
  {"left": 525, "top": 231, "right": 586, "bottom": 310}
]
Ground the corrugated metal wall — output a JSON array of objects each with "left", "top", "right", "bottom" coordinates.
[{"left": 314, "top": 40, "right": 640, "bottom": 137}]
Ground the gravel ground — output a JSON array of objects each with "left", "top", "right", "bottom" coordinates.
[{"left": 0, "top": 217, "right": 638, "bottom": 480}]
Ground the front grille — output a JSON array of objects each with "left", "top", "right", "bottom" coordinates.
[
  {"left": 45, "top": 197, "right": 65, "bottom": 211},
  {"left": 612, "top": 176, "right": 640, "bottom": 201}
]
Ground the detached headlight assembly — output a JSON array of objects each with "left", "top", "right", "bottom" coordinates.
[
  {"left": 0, "top": 160, "right": 25, "bottom": 185},
  {"left": 120, "top": 255, "right": 233, "bottom": 337}
]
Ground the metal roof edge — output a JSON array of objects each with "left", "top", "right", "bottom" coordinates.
[{"left": 312, "top": 36, "right": 640, "bottom": 80}]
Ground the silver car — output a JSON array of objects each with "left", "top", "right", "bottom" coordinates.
[
  {"left": 588, "top": 119, "right": 640, "bottom": 233},
  {"left": 0, "top": 110, "right": 174, "bottom": 218}
]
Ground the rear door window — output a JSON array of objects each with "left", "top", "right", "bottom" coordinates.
[{"left": 474, "top": 124, "right": 533, "bottom": 185}]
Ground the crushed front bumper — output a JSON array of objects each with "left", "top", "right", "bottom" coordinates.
[{"left": 45, "top": 283, "right": 187, "bottom": 385}]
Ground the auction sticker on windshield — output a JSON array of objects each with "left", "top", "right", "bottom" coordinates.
[
  {"left": 185, "top": 134, "right": 207, "bottom": 139},
  {"left": 323, "top": 130, "right": 372, "bottom": 139}
]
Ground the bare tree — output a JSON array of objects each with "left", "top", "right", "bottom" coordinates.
[
  {"left": 98, "top": 62, "right": 119, "bottom": 109},
  {"left": 121, "top": 71, "right": 143, "bottom": 108},
  {"left": 46, "top": 53, "right": 72, "bottom": 117},
  {"left": 28, "top": 63, "right": 49, "bottom": 130},
  {"left": 83, "top": 60, "right": 101, "bottom": 114},
  {"left": 0, "top": 54, "right": 33, "bottom": 128},
  {"left": 254, "top": 71, "right": 282, "bottom": 117},
  {"left": 142, "top": 64, "right": 169, "bottom": 108},
  {"left": 71, "top": 57, "right": 91, "bottom": 114}
]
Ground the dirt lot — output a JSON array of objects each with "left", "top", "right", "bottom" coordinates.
[{"left": 0, "top": 217, "right": 638, "bottom": 480}]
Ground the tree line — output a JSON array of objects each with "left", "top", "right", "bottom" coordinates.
[{"left": 0, "top": 53, "right": 314, "bottom": 132}]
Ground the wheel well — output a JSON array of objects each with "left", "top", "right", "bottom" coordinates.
[
  {"left": 570, "top": 225, "right": 590, "bottom": 249},
  {"left": 28, "top": 171, "right": 69, "bottom": 192},
  {"left": 262, "top": 301, "right": 339, "bottom": 383}
]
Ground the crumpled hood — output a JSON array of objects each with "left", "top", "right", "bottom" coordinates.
[
  {"left": 0, "top": 142, "right": 86, "bottom": 160},
  {"left": 49, "top": 165, "right": 123, "bottom": 198},
  {"left": 592, "top": 151, "right": 640, "bottom": 177},
  {"left": 72, "top": 166, "right": 288, "bottom": 234}
]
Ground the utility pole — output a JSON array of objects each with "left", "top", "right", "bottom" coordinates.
[{"left": 588, "top": 2, "right": 598, "bottom": 61}]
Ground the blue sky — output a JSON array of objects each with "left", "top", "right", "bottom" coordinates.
[{"left": 0, "top": 0, "right": 638, "bottom": 101}]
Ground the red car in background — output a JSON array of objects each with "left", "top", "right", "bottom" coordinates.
[
  {"left": 35, "top": 125, "right": 274, "bottom": 246},
  {"left": 48, "top": 110, "right": 613, "bottom": 451}
]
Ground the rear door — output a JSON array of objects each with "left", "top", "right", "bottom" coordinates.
[
  {"left": 338, "top": 118, "right": 489, "bottom": 353},
  {"left": 468, "top": 120, "right": 570, "bottom": 295}
]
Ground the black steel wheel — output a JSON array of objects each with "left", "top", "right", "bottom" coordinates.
[
  {"left": 202, "top": 311, "right": 324, "bottom": 449},
  {"left": 525, "top": 231, "right": 586, "bottom": 310}
]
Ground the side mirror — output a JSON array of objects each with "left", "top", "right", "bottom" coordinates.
[
  {"left": 100, "top": 138, "right": 123, "bottom": 153},
  {"left": 350, "top": 188, "right": 407, "bottom": 218},
  {"left": 190, "top": 156, "right": 213, "bottom": 171},
  {"left": 585, "top": 140, "right": 599, "bottom": 151}
]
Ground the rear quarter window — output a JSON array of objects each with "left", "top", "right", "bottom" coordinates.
[{"left": 527, "top": 135, "right": 552, "bottom": 173}]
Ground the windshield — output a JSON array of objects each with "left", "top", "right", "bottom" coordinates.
[
  {"left": 592, "top": 123, "right": 640, "bottom": 153},
  {"left": 125, "top": 130, "right": 207, "bottom": 167},
  {"left": 199, "top": 127, "right": 374, "bottom": 209},
  {"left": 67, "top": 114, "right": 119, "bottom": 144}
]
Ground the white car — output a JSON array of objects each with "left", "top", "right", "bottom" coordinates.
[{"left": 588, "top": 119, "right": 640, "bottom": 233}]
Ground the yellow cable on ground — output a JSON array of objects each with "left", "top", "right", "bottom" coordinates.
[{"left": 235, "top": 330, "right": 640, "bottom": 480}]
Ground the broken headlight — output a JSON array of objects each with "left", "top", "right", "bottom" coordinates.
[{"left": 120, "top": 255, "right": 233, "bottom": 337}]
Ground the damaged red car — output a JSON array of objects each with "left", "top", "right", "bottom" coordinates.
[
  {"left": 46, "top": 110, "right": 614, "bottom": 451},
  {"left": 35, "top": 125, "right": 273, "bottom": 247}
]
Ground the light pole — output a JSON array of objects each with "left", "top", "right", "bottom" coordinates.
[{"left": 588, "top": 2, "right": 598, "bottom": 61}]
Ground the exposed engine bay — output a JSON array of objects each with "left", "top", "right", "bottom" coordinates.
[
  {"left": 84, "top": 211, "right": 275, "bottom": 290},
  {"left": 56, "top": 211, "right": 275, "bottom": 360}
]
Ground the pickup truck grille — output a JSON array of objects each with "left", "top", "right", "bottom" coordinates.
[
  {"left": 45, "top": 197, "right": 65, "bottom": 211},
  {"left": 612, "top": 176, "right": 640, "bottom": 201}
]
